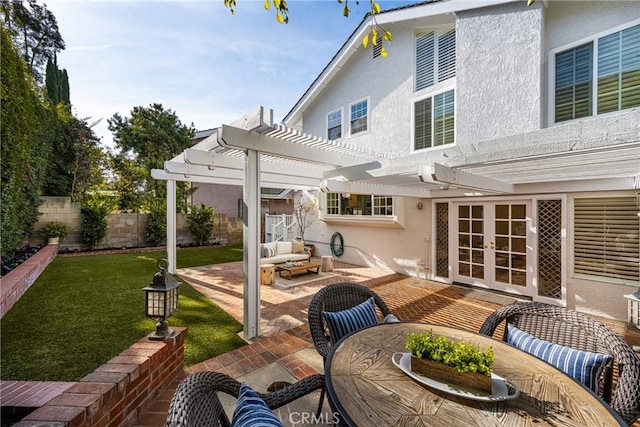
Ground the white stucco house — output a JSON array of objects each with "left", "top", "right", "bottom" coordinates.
[{"left": 155, "top": 0, "right": 639, "bottom": 338}]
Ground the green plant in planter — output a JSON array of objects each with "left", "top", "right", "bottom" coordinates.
[
  {"left": 406, "top": 331, "right": 495, "bottom": 393},
  {"left": 40, "top": 222, "right": 68, "bottom": 240}
]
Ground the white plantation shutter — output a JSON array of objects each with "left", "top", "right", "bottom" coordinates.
[
  {"left": 438, "top": 29, "right": 456, "bottom": 82},
  {"left": 597, "top": 24, "right": 640, "bottom": 114},
  {"left": 416, "top": 31, "right": 435, "bottom": 91},
  {"left": 574, "top": 197, "right": 640, "bottom": 283}
]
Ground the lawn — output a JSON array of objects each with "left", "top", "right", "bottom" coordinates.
[{"left": 0, "top": 244, "right": 247, "bottom": 381}]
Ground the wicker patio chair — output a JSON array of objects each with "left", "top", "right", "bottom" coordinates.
[
  {"left": 479, "top": 301, "right": 640, "bottom": 424},
  {"left": 166, "top": 371, "right": 325, "bottom": 427},
  {"left": 307, "top": 282, "right": 397, "bottom": 415}
]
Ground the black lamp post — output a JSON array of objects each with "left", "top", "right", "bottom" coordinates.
[{"left": 143, "top": 259, "right": 180, "bottom": 340}]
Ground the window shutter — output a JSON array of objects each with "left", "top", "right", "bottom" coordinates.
[
  {"left": 437, "top": 29, "right": 456, "bottom": 82},
  {"left": 416, "top": 31, "right": 435, "bottom": 91},
  {"left": 574, "top": 197, "right": 640, "bottom": 283},
  {"left": 414, "top": 97, "right": 432, "bottom": 150},
  {"left": 598, "top": 24, "right": 640, "bottom": 114},
  {"left": 555, "top": 43, "right": 593, "bottom": 122}
]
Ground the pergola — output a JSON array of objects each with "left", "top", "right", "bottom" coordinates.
[{"left": 153, "top": 107, "right": 639, "bottom": 339}]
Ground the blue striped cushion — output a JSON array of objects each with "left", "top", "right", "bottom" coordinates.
[
  {"left": 323, "top": 297, "right": 379, "bottom": 343},
  {"left": 506, "top": 324, "right": 612, "bottom": 393},
  {"left": 231, "top": 383, "right": 284, "bottom": 427}
]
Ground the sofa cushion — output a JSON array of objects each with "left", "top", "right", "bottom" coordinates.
[
  {"left": 506, "top": 324, "right": 612, "bottom": 393},
  {"left": 292, "top": 240, "right": 305, "bottom": 254},
  {"left": 276, "top": 241, "right": 292, "bottom": 255}
]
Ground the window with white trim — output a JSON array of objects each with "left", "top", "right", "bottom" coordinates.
[
  {"left": 327, "top": 109, "right": 342, "bottom": 140},
  {"left": 415, "top": 89, "right": 455, "bottom": 149},
  {"left": 553, "top": 23, "right": 640, "bottom": 123},
  {"left": 415, "top": 27, "right": 456, "bottom": 91},
  {"left": 350, "top": 99, "right": 368, "bottom": 135},
  {"left": 325, "top": 193, "right": 393, "bottom": 216},
  {"left": 574, "top": 196, "right": 640, "bottom": 283}
]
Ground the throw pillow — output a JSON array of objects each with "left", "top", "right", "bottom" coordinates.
[
  {"left": 276, "top": 241, "right": 292, "bottom": 255},
  {"left": 231, "top": 383, "right": 284, "bottom": 427},
  {"left": 262, "top": 242, "right": 276, "bottom": 258},
  {"left": 292, "top": 240, "right": 305, "bottom": 254},
  {"left": 384, "top": 313, "right": 401, "bottom": 323},
  {"left": 323, "top": 297, "right": 379, "bottom": 343},
  {"left": 506, "top": 324, "right": 612, "bottom": 393}
]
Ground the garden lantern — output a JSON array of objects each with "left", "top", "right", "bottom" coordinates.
[{"left": 143, "top": 259, "right": 180, "bottom": 340}]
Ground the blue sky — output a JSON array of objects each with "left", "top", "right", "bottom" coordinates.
[{"left": 46, "top": 1, "right": 414, "bottom": 149}]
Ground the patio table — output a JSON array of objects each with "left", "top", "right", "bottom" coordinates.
[{"left": 325, "top": 322, "right": 625, "bottom": 426}]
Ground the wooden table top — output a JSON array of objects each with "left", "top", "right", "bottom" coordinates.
[
  {"left": 275, "top": 262, "right": 320, "bottom": 273},
  {"left": 325, "top": 322, "right": 625, "bottom": 427}
]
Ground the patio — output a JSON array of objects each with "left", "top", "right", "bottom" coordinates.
[{"left": 132, "top": 257, "right": 640, "bottom": 426}]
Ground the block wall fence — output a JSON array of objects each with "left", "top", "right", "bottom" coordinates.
[{"left": 27, "top": 197, "right": 243, "bottom": 251}]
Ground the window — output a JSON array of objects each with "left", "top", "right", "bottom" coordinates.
[
  {"left": 327, "top": 109, "right": 342, "bottom": 140},
  {"left": 325, "top": 193, "right": 393, "bottom": 216},
  {"left": 574, "top": 197, "right": 639, "bottom": 283},
  {"left": 350, "top": 99, "right": 368, "bottom": 135},
  {"left": 415, "top": 28, "right": 456, "bottom": 91},
  {"left": 415, "top": 89, "right": 455, "bottom": 149},
  {"left": 553, "top": 23, "right": 640, "bottom": 123},
  {"left": 326, "top": 193, "right": 339, "bottom": 215}
]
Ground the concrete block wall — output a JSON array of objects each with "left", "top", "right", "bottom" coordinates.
[
  {"left": 15, "top": 328, "right": 186, "bottom": 427},
  {"left": 27, "top": 197, "right": 243, "bottom": 250}
]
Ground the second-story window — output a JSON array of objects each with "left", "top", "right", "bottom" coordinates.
[
  {"left": 327, "top": 109, "right": 342, "bottom": 140},
  {"left": 553, "top": 22, "right": 640, "bottom": 123},
  {"left": 415, "top": 89, "right": 455, "bottom": 149},
  {"left": 350, "top": 99, "right": 368, "bottom": 135},
  {"left": 415, "top": 27, "right": 456, "bottom": 91}
]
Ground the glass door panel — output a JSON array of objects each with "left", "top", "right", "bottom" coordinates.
[
  {"left": 493, "top": 204, "right": 528, "bottom": 288},
  {"left": 457, "top": 204, "right": 484, "bottom": 281}
]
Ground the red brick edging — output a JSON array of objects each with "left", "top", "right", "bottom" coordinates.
[
  {"left": 12, "top": 328, "right": 186, "bottom": 427},
  {"left": 0, "top": 244, "right": 59, "bottom": 320}
]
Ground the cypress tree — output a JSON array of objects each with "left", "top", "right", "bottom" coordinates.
[{"left": 45, "top": 57, "right": 59, "bottom": 104}]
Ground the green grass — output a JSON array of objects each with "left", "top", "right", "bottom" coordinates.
[{"left": 0, "top": 244, "right": 247, "bottom": 381}]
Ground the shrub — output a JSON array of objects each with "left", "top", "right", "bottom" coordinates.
[
  {"left": 81, "top": 193, "right": 115, "bottom": 248},
  {"left": 145, "top": 200, "right": 166, "bottom": 247},
  {"left": 40, "top": 221, "right": 67, "bottom": 239},
  {"left": 187, "top": 204, "right": 216, "bottom": 246}
]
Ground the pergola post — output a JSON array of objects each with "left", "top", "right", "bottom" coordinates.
[
  {"left": 243, "top": 149, "right": 261, "bottom": 339},
  {"left": 167, "top": 179, "right": 177, "bottom": 274}
]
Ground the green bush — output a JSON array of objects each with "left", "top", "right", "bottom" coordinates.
[
  {"left": 187, "top": 204, "right": 216, "bottom": 246},
  {"left": 40, "top": 222, "right": 68, "bottom": 239},
  {"left": 145, "top": 200, "right": 166, "bottom": 246},
  {"left": 81, "top": 194, "right": 115, "bottom": 248}
]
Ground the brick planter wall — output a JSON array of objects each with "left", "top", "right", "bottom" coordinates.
[
  {"left": 0, "top": 244, "right": 59, "bottom": 319},
  {"left": 14, "top": 328, "right": 186, "bottom": 427}
]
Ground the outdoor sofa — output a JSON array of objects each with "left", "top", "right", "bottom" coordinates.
[{"left": 260, "top": 240, "right": 311, "bottom": 265}]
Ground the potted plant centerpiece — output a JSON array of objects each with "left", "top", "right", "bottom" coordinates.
[
  {"left": 40, "top": 221, "right": 68, "bottom": 244},
  {"left": 405, "top": 331, "right": 494, "bottom": 393}
]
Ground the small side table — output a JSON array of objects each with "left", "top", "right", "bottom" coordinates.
[
  {"left": 624, "top": 292, "right": 640, "bottom": 330},
  {"left": 261, "top": 264, "right": 275, "bottom": 285},
  {"left": 321, "top": 256, "right": 333, "bottom": 272}
]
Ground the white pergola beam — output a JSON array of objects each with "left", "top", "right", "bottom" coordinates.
[
  {"left": 321, "top": 179, "right": 432, "bottom": 198},
  {"left": 323, "top": 161, "right": 384, "bottom": 181},
  {"left": 218, "top": 125, "right": 370, "bottom": 167},
  {"left": 419, "top": 163, "right": 514, "bottom": 194}
]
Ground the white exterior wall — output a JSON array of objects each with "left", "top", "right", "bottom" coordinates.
[
  {"left": 296, "top": 2, "right": 639, "bottom": 321},
  {"left": 456, "top": 3, "right": 544, "bottom": 143}
]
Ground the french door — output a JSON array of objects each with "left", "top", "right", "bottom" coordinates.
[{"left": 453, "top": 201, "right": 532, "bottom": 296}]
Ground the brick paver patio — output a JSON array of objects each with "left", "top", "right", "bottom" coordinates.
[{"left": 130, "top": 257, "right": 640, "bottom": 427}]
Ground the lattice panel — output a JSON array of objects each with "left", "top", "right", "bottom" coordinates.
[
  {"left": 537, "top": 200, "right": 562, "bottom": 299},
  {"left": 436, "top": 203, "right": 449, "bottom": 278}
]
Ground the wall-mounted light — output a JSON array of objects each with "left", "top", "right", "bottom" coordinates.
[{"left": 417, "top": 202, "right": 424, "bottom": 210}]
